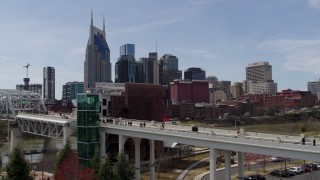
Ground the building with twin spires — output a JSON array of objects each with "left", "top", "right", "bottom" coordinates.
[{"left": 84, "top": 11, "right": 111, "bottom": 90}]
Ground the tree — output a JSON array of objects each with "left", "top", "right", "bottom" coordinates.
[
  {"left": 91, "top": 147, "right": 101, "bottom": 176},
  {"left": 55, "top": 138, "right": 72, "bottom": 173},
  {"left": 55, "top": 150, "right": 80, "bottom": 179},
  {"left": 98, "top": 155, "right": 114, "bottom": 180},
  {"left": 6, "top": 146, "right": 32, "bottom": 180},
  {"left": 113, "top": 152, "right": 134, "bottom": 180}
]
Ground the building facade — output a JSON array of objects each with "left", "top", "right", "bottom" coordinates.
[
  {"left": 308, "top": 80, "right": 320, "bottom": 99},
  {"left": 159, "top": 54, "right": 182, "bottom": 85},
  {"left": 43, "top": 66, "right": 55, "bottom": 100},
  {"left": 62, "top": 81, "right": 84, "bottom": 101},
  {"left": 84, "top": 12, "right": 111, "bottom": 90},
  {"left": 184, "top": 67, "right": 206, "bottom": 81},
  {"left": 170, "top": 80, "right": 209, "bottom": 105},
  {"left": 16, "top": 84, "right": 42, "bottom": 96},
  {"left": 120, "top": 44, "right": 135, "bottom": 59},
  {"left": 140, "top": 52, "right": 159, "bottom": 84},
  {"left": 246, "top": 61, "right": 272, "bottom": 82},
  {"left": 115, "top": 55, "right": 136, "bottom": 83},
  {"left": 248, "top": 81, "right": 278, "bottom": 95}
]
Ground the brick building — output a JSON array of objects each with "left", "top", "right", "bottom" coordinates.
[{"left": 170, "top": 80, "right": 209, "bottom": 105}]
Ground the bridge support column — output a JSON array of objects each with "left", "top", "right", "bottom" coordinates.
[
  {"left": 43, "top": 137, "right": 56, "bottom": 153},
  {"left": 224, "top": 151, "right": 231, "bottom": 180},
  {"left": 100, "top": 132, "right": 106, "bottom": 158},
  {"left": 133, "top": 138, "right": 141, "bottom": 180},
  {"left": 63, "top": 126, "right": 71, "bottom": 146},
  {"left": 150, "top": 139, "right": 155, "bottom": 180},
  {"left": 209, "top": 147, "right": 217, "bottom": 180},
  {"left": 118, "top": 135, "right": 127, "bottom": 154},
  {"left": 237, "top": 152, "right": 244, "bottom": 179},
  {"left": 10, "top": 128, "right": 23, "bottom": 153}
]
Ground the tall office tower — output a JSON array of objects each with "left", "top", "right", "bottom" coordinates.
[
  {"left": 308, "top": 80, "right": 320, "bottom": 98},
  {"left": 159, "top": 54, "right": 182, "bottom": 85},
  {"left": 62, "top": 81, "right": 84, "bottom": 101},
  {"left": 246, "top": 61, "right": 272, "bottom": 82},
  {"left": 135, "top": 61, "right": 144, "bottom": 83},
  {"left": 115, "top": 55, "right": 136, "bottom": 83},
  {"left": 184, "top": 67, "right": 206, "bottom": 81},
  {"left": 84, "top": 11, "right": 111, "bottom": 90},
  {"left": 140, "top": 52, "right": 159, "bottom": 84},
  {"left": 120, "top": 44, "right": 135, "bottom": 59},
  {"left": 43, "top": 66, "right": 55, "bottom": 100}
]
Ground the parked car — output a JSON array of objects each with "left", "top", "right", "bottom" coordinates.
[
  {"left": 300, "top": 165, "right": 312, "bottom": 172},
  {"left": 288, "top": 167, "right": 303, "bottom": 174},
  {"left": 306, "top": 163, "right": 319, "bottom": 171},
  {"left": 284, "top": 168, "right": 296, "bottom": 176},
  {"left": 271, "top": 157, "right": 283, "bottom": 162},
  {"left": 270, "top": 169, "right": 289, "bottom": 177},
  {"left": 244, "top": 174, "right": 266, "bottom": 180}
]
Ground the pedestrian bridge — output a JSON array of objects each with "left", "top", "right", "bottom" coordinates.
[{"left": 100, "top": 118, "right": 320, "bottom": 180}]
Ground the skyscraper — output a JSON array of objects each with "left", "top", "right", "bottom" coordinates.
[
  {"left": 120, "top": 44, "right": 135, "bottom": 59},
  {"left": 159, "top": 54, "right": 182, "bottom": 85},
  {"left": 140, "top": 52, "right": 159, "bottom": 84},
  {"left": 43, "top": 66, "right": 55, "bottom": 100},
  {"left": 245, "top": 61, "right": 277, "bottom": 94},
  {"left": 246, "top": 61, "right": 272, "bottom": 82},
  {"left": 84, "top": 11, "right": 111, "bottom": 90},
  {"left": 115, "top": 55, "right": 136, "bottom": 83},
  {"left": 62, "top": 81, "right": 84, "bottom": 101},
  {"left": 184, "top": 67, "right": 206, "bottom": 81}
]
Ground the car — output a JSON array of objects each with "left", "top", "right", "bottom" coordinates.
[
  {"left": 307, "top": 163, "right": 319, "bottom": 170},
  {"left": 300, "top": 165, "right": 312, "bottom": 172},
  {"left": 270, "top": 169, "right": 289, "bottom": 177},
  {"left": 288, "top": 167, "right": 303, "bottom": 174},
  {"left": 244, "top": 174, "right": 266, "bottom": 180},
  {"left": 284, "top": 168, "right": 296, "bottom": 176},
  {"left": 271, "top": 157, "right": 283, "bottom": 162}
]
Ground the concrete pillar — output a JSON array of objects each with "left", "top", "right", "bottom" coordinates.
[
  {"left": 10, "top": 128, "right": 23, "bottom": 153},
  {"left": 100, "top": 132, "right": 106, "bottom": 158},
  {"left": 118, "top": 135, "right": 127, "bottom": 154},
  {"left": 150, "top": 139, "right": 155, "bottom": 180},
  {"left": 133, "top": 138, "right": 141, "bottom": 180},
  {"left": 209, "top": 147, "right": 217, "bottom": 180},
  {"left": 43, "top": 137, "right": 56, "bottom": 153},
  {"left": 63, "top": 126, "right": 71, "bottom": 145},
  {"left": 224, "top": 151, "right": 231, "bottom": 180},
  {"left": 238, "top": 152, "right": 244, "bottom": 179}
]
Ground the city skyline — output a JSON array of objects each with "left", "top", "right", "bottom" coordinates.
[{"left": 1, "top": 0, "right": 320, "bottom": 99}]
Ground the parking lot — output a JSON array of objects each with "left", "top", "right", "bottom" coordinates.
[{"left": 266, "top": 170, "right": 320, "bottom": 179}]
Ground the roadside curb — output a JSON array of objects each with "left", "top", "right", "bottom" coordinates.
[{"left": 193, "top": 164, "right": 238, "bottom": 180}]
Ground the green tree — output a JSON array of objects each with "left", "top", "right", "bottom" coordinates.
[
  {"left": 98, "top": 155, "right": 114, "bottom": 180},
  {"left": 113, "top": 152, "right": 134, "bottom": 180},
  {"left": 6, "top": 146, "right": 32, "bottom": 180},
  {"left": 91, "top": 147, "right": 101, "bottom": 176},
  {"left": 55, "top": 138, "right": 72, "bottom": 174}
]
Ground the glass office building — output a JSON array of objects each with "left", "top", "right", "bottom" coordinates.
[{"left": 77, "top": 93, "right": 100, "bottom": 167}]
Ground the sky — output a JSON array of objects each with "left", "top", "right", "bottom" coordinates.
[{"left": 1, "top": 0, "right": 320, "bottom": 99}]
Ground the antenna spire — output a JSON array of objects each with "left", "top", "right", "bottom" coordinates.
[
  {"left": 91, "top": 8, "right": 93, "bottom": 25},
  {"left": 156, "top": 40, "right": 158, "bottom": 53},
  {"left": 103, "top": 15, "right": 105, "bottom": 33}
]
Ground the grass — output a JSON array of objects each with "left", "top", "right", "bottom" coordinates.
[{"left": 140, "top": 152, "right": 218, "bottom": 180}]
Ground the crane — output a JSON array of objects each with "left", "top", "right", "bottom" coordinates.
[{"left": 23, "top": 63, "right": 30, "bottom": 78}]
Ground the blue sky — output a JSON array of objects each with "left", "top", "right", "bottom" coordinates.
[{"left": 1, "top": 0, "right": 320, "bottom": 99}]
